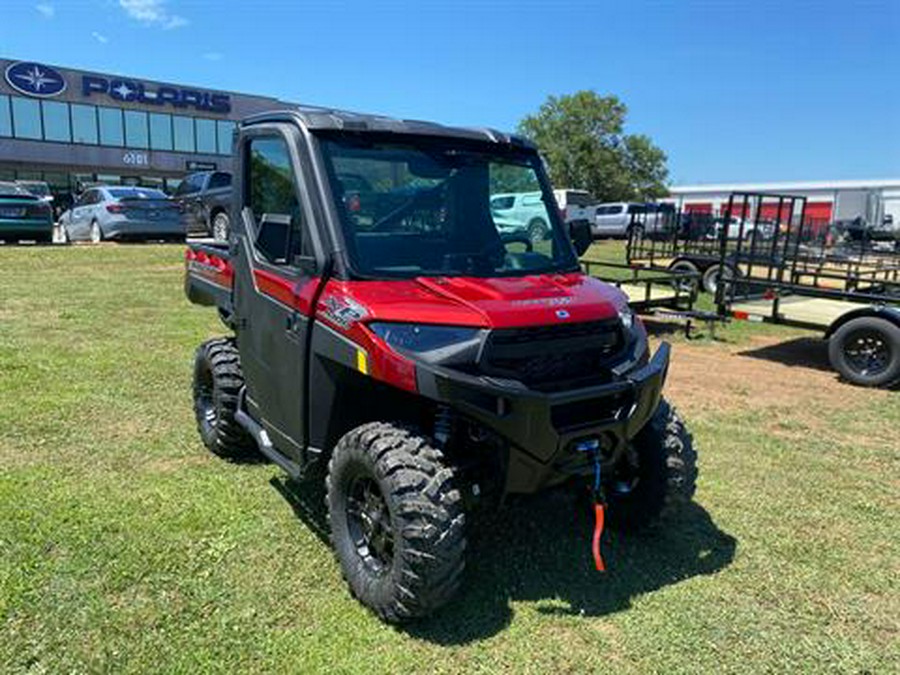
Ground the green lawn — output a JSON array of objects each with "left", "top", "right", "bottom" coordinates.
[{"left": 1, "top": 244, "right": 897, "bottom": 673}]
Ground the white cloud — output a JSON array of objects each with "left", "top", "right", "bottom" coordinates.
[
  {"left": 118, "top": 0, "right": 188, "bottom": 30},
  {"left": 92, "top": 31, "right": 109, "bottom": 44},
  {"left": 202, "top": 52, "right": 223, "bottom": 62},
  {"left": 164, "top": 14, "right": 188, "bottom": 29},
  {"left": 35, "top": 3, "right": 55, "bottom": 18}
]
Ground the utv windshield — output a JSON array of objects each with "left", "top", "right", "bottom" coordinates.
[{"left": 319, "top": 134, "right": 579, "bottom": 278}]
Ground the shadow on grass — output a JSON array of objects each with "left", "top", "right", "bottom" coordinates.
[
  {"left": 270, "top": 473, "right": 330, "bottom": 546},
  {"left": 737, "top": 336, "right": 831, "bottom": 372},
  {"left": 640, "top": 317, "right": 688, "bottom": 338},
  {"left": 271, "top": 477, "right": 736, "bottom": 645}
]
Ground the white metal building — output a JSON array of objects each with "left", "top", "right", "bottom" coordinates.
[{"left": 666, "top": 179, "right": 900, "bottom": 225}]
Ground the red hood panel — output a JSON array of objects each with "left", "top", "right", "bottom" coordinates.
[{"left": 321, "top": 273, "right": 626, "bottom": 329}]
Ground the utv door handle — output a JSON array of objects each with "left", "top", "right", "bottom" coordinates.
[{"left": 286, "top": 313, "right": 302, "bottom": 333}]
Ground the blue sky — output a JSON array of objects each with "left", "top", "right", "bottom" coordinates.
[{"left": 2, "top": 0, "right": 898, "bottom": 184}]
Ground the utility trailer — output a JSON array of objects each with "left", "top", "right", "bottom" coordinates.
[
  {"left": 579, "top": 258, "right": 698, "bottom": 312},
  {"left": 578, "top": 257, "right": 725, "bottom": 338},
  {"left": 713, "top": 193, "right": 900, "bottom": 387},
  {"left": 622, "top": 195, "right": 801, "bottom": 295}
]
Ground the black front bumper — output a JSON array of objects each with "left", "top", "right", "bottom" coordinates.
[{"left": 416, "top": 342, "right": 671, "bottom": 493}]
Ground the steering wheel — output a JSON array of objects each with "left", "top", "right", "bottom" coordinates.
[{"left": 370, "top": 185, "right": 443, "bottom": 232}]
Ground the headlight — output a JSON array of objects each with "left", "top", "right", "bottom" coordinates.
[
  {"left": 368, "top": 322, "right": 484, "bottom": 364},
  {"left": 617, "top": 305, "right": 635, "bottom": 330}
]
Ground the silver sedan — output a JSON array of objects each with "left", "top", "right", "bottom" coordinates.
[{"left": 63, "top": 186, "right": 184, "bottom": 243}]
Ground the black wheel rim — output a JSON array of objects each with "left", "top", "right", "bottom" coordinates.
[
  {"left": 843, "top": 329, "right": 891, "bottom": 376},
  {"left": 196, "top": 363, "right": 218, "bottom": 431},
  {"left": 346, "top": 475, "right": 394, "bottom": 574}
]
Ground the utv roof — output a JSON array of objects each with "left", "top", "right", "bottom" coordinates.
[{"left": 243, "top": 106, "right": 535, "bottom": 148}]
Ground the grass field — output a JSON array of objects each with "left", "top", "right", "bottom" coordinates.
[{"left": 1, "top": 243, "right": 898, "bottom": 673}]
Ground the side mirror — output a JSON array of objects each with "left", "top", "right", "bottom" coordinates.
[
  {"left": 569, "top": 219, "right": 592, "bottom": 257},
  {"left": 256, "top": 213, "right": 292, "bottom": 264}
]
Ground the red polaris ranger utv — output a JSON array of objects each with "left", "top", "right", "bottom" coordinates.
[{"left": 185, "top": 107, "right": 698, "bottom": 622}]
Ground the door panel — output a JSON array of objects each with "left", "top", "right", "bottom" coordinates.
[{"left": 232, "top": 129, "right": 320, "bottom": 461}]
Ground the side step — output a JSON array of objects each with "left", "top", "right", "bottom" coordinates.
[{"left": 234, "top": 391, "right": 303, "bottom": 480}]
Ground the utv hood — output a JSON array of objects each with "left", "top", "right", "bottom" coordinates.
[{"left": 326, "top": 273, "right": 626, "bottom": 329}]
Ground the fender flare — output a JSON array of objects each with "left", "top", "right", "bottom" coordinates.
[{"left": 825, "top": 304, "right": 900, "bottom": 338}]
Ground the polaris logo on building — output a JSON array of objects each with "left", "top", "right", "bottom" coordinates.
[
  {"left": 82, "top": 75, "right": 231, "bottom": 114},
  {"left": 4, "top": 61, "right": 67, "bottom": 98}
]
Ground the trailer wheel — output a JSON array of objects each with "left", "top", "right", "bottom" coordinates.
[
  {"left": 326, "top": 422, "right": 466, "bottom": 623},
  {"left": 606, "top": 399, "right": 698, "bottom": 530},
  {"left": 192, "top": 337, "right": 257, "bottom": 458},
  {"left": 668, "top": 260, "right": 700, "bottom": 293},
  {"left": 828, "top": 317, "right": 900, "bottom": 387},
  {"left": 701, "top": 263, "right": 736, "bottom": 294}
]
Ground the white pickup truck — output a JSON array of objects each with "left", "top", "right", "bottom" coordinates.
[{"left": 553, "top": 188, "right": 594, "bottom": 224}]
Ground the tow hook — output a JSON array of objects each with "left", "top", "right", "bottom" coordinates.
[{"left": 575, "top": 439, "right": 607, "bottom": 572}]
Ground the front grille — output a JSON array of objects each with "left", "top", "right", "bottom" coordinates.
[{"left": 481, "top": 319, "right": 624, "bottom": 391}]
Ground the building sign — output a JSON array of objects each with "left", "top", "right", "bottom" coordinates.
[
  {"left": 82, "top": 75, "right": 231, "bottom": 113},
  {"left": 4, "top": 61, "right": 67, "bottom": 98},
  {"left": 3, "top": 60, "right": 231, "bottom": 113},
  {"left": 186, "top": 160, "right": 217, "bottom": 171}
]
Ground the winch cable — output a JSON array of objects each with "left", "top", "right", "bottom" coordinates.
[{"left": 590, "top": 450, "right": 606, "bottom": 572}]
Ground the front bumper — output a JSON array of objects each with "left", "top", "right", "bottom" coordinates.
[{"left": 417, "top": 342, "right": 671, "bottom": 493}]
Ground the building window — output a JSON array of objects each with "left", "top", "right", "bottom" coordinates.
[
  {"left": 0, "top": 95, "right": 11, "bottom": 137},
  {"left": 98, "top": 107, "right": 124, "bottom": 146},
  {"left": 196, "top": 118, "right": 217, "bottom": 154},
  {"left": 217, "top": 120, "right": 235, "bottom": 156},
  {"left": 71, "top": 104, "right": 98, "bottom": 145},
  {"left": 149, "top": 113, "right": 172, "bottom": 151},
  {"left": 173, "top": 116, "right": 195, "bottom": 152},
  {"left": 124, "top": 110, "right": 149, "bottom": 149},
  {"left": 11, "top": 96, "right": 42, "bottom": 139},
  {"left": 42, "top": 101, "right": 71, "bottom": 142}
]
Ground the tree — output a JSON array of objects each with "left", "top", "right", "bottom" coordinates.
[{"left": 517, "top": 90, "right": 669, "bottom": 202}]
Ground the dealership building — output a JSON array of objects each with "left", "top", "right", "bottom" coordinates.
[
  {"left": 0, "top": 57, "right": 288, "bottom": 203},
  {"left": 666, "top": 179, "right": 900, "bottom": 226}
]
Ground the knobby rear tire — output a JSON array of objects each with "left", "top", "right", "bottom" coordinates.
[{"left": 192, "top": 337, "right": 257, "bottom": 459}]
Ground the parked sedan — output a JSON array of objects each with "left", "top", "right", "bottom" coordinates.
[
  {"left": 0, "top": 181, "right": 54, "bottom": 243},
  {"left": 63, "top": 186, "right": 184, "bottom": 243}
]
